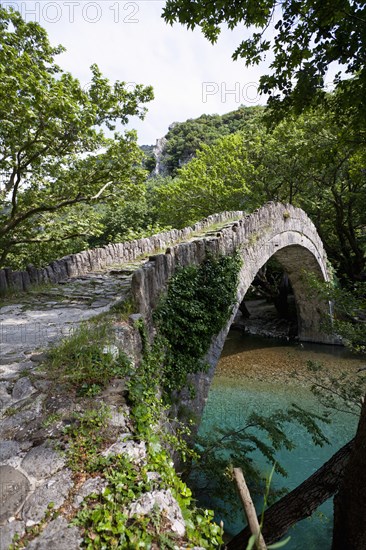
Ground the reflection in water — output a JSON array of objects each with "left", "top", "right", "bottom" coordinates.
[{"left": 195, "top": 331, "right": 364, "bottom": 549}]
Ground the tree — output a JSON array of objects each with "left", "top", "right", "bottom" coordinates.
[
  {"left": 163, "top": 0, "right": 366, "bottom": 132},
  {"left": 0, "top": 8, "right": 154, "bottom": 268},
  {"left": 332, "top": 397, "right": 366, "bottom": 550},
  {"left": 227, "top": 438, "right": 355, "bottom": 549},
  {"left": 151, "top": 132, "right": 257, "bottom": 228},
  {"left": 153, "top": 108, "right": 365, "bottom": 281},
  {"left": 159, "top": 106, "right": 263, "bottom": 176},
  {"left": 246, "top": 110, "right": 366, "bottom": 281}
]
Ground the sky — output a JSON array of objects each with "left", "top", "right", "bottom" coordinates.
[{"left": 4, "top": 0, "right": 274, "bottom": 144}]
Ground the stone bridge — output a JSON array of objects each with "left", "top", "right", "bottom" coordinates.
[
  {"left": 130, "top": 202, "right": 330, "bottom": 345},
  {"left": 0, "top": 203, "right": 331, "bottom": 548}
]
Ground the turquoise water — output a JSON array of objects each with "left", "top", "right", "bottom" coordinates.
[{"left": 193, "top": 331, "right": 364, "bottom": 548}]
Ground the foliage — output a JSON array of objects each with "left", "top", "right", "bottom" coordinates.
[
  {"left": 63, "top": 404, "right": 113, "bottom": 472},
  {"left": 306, "top": 275, "right": 366, "bottom": 353},
  {"left": 87, "top": 196, "right": 166, "bottom": 248},
  {"left": 159, "top": 106, "right": 264, "bottom": 176},
  {"left": 152, "top": 133, "right": 257, "bottom": 228},
  {"left": 154, "top": 253, "right": 242, "bottom": 393},
  {"left": 140, "top": 144, "right": 157, "bottom": 174},
  {"left": 154, "top": 108, "right": 365, "bottom": 280},
  {"left": 163, "top": 0, "right": 366, "bottom": 130},
  {"left": 0, "top": 7, "right": 153, "bottom": 268},
  {"left": 293, "top": 360, "right": 366, "bottom": 418},
  {"left": 47, "top": 321, "right": 131, "bottom": 395},
  {"left": 72, "top": 330, "right": 225, "bottom": 548},
  {"left": 189, "top": 405, "right": 330, "bottom": 516},
  {"left": 245, "top": 110, "right": 366, "bottom": 281}
]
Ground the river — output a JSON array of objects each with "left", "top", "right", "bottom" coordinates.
[{"left": 192, "top": 329, "right": 365, "bottom": 549}]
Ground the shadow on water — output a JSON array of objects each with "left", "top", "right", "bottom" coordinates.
[{"left": 191, "top": 330, "right": 364, "bottom": 549}]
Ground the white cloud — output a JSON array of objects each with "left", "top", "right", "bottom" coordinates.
[{"left": 5, "top": 0, "right": 272, "bottom": 143}]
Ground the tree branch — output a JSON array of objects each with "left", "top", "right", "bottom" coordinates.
[
  {"left": 227, "top": 438, "right": 354, "bottom": 549},
  {"left": 0, "top": 195, "right": 88, "bottom": 237}
]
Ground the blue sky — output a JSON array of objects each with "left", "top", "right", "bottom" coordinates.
[{"left": 4, "top": 1, "right": 274, "bottom": 143}]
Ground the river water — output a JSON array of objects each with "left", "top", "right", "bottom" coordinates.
[{"left": 193, "top": 329, "right": 365, "bottom": 549}]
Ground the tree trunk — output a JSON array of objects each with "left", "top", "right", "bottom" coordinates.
[
  {"left": 227, "top": 439, "right": 354, "bottom": 549},
  {"left": 332, "top": 398, "right": 366, "bottom": 550}
]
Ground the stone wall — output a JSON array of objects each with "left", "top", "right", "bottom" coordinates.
[{"left": 0, "top": 211, "right": 244, "bottom": 295}]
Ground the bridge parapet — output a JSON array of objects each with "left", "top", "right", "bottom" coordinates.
[{"left": 0, "top": 211, "right": 244, "bottom": 295}]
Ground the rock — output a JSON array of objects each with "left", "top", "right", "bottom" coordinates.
[
  {"left": 0, "top": 466, "right": 31, "bottom": 524},
  {"left": 32, "top": 379, "right": 52, "bottom": 392},
  {"left": 43, "top": 394, "right": 75, "bottom": 416},
  {"left": 0, "top": 354, "right": 26, "bottom": 366},
  {"left": 25, "top": 516, "right": 82, "bottom": 549},
  {"left": 0, "top": 440, "right": 21, "bottom": 462},
  {"left": 99, "top": 379, "right": 128, "bottom": 407},
  {"left": 0, "top": 520, "right": 25, "bottom": 549},
  {"left": 0, "top": 405, "right": 44, "bottom": 442},
  {"left": 0, "top": 363, "right": 27, "bottom": 381},
  {"left": 128, "top": 489, "right": 185, "bottom": 537},
  {"left": 73, "top": 476, "right": 107, "bottom": 507},
  {"left": 30, "top": 353, "right": 48, "bottom": 363},
  {"left": 129, "top": 313, "right": 143, "bottom": 325},
  {"left": 0, "top": 382, "right": 12, "bottom": 409},
  {"left": 22, "top": 470, "right": 73, "bottom": 525},
  {"left": 12, "top": 377, "right": 36, "bottom": 401},
  {"left": 21, "top": 443, "right": 65, "bottom": 480},
  {"left": 103, "top": 438, "right": 146, "bottom": 464},
  {"left": 108, "top": 406, "right": 128, "bottom": 429}
]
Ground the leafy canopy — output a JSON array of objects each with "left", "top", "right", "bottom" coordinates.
[
  {"left": 160, "top": 106, "right": 264, "bottom": 176},
  {"left": 151, "top": 132, "right": 256, "bottom": 228},
  {"left": 0, "top": 8, "right": 154, "bottom": 267},
  {"left": 163, "top": 0, "right": 366, "bottom": 128},
  {"left": 153, "top": 107, "right": 365, "bottom": 281}
]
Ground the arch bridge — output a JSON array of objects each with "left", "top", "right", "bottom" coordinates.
[{"left": 130, "top": 202, "right": 333, "bottom": 417}]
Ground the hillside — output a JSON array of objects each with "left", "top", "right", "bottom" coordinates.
[{"left": 147, "top": 105, "right": 264, "bottom": 177}]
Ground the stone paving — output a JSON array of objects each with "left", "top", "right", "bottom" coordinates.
[{"left": 0, "top": 263, "right": 145, "bottom": 549}]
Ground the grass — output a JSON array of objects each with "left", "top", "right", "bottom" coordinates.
[{"left": 46, "top": 320, "right": 131, "bottom": 395}]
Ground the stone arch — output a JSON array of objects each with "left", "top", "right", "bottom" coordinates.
[
  {"left": 164, "top": 203, "right": 333, "bottom": 420},
  {"left": 235, "top": 232, "right": 330, "bottom": 343},
  {"left": 131, "top": 202, "right": 332, "bottom": 351}
]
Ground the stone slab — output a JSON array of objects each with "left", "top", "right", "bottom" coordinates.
[
  {"left": 25, "top": 516, "right": 82, "bottom": 549},
  {"left": 0, "top": 466, "right": 31, "bottom": 525},
  {"left": 12, "top": 377, "right": 36, "bottom": 401},
  {"left": 21, "top": 444, "right": 65, "bottom": 481},
  {"left": 22, "top": 470, "right": 73, "bottom": 525},
  {"left": 0, "top": 520, "right": 25, "bottom": 549},
  {"left": 0, "top": 440, "right": 21, "bottom": 462},
  {"left": 73, "top": 476, "right": 107, "bottom": 507}
]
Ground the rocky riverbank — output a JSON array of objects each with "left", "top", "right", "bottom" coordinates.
[{"left": 232, "top": 298, "right": 298, "bottom": 341}]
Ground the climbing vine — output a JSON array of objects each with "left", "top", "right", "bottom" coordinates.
[{"left": 154, "top": 252, "right": 242, "bottom": 394}]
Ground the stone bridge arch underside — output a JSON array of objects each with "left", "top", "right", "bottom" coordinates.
[
  {"left": 236, "top": 229, "right": 330, "bottom": 344},
  {"left": 131, "top": 202, "right": 333, "bottom": 419}
]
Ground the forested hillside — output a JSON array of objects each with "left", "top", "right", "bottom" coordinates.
[
  {"left": 150, "top": 106, "right": 264, "bottom": 177},
  {"left": 143, "top": 105, "right": 365, "bottom": 283}
]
